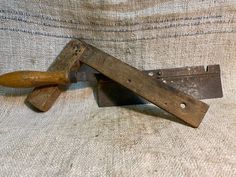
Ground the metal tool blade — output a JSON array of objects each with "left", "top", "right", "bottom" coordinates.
[{"left": 74, "top": 64, "right": 99, "bottom": 82}]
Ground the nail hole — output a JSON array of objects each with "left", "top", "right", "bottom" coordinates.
[
  {"left": 180, "top": 103, "right": 186, "bottom": 109},
  {"left": 148, "top": 72, "right": 154, "bottom": 76},
  {"left": 127, "top": 79, "right": 131, "bottom": 83}
]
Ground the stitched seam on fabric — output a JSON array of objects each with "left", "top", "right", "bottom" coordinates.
[
  {"left": 0, "top": 9, "right": 223, "bottom": 27},
  {"left": 1, "top": 27, "right": 236, "bottom": 42},
  {"left": 0, "top": 15, "right": 232, "bottom": 33}
]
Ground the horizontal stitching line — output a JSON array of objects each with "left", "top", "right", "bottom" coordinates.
[
  {"left": 0, "top": 27, "right": 235, "bottom": 42},
  {"left": 0, "top": 9, "right": 223, "bottom": 27},
  {"left": 0, "top": 15, "right": 232, "bottom": 33}
]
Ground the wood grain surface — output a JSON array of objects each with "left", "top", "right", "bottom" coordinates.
[
  {"left": 0, "top": 71, "right": 69, "bottom": 88},
  {"left": 79, "top": 41, "right": 209, "bottom": 127}
]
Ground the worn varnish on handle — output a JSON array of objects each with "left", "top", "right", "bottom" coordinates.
[
  {"left": 79, "top": 41, "right": 209, "bottom": 127},
  {"left": 0, "top": 71, "right": 69, "bottom": 88}
]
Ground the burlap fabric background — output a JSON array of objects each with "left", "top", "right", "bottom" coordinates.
[{"left": 0, "top": 0, "right": 235, "bottom": 176}]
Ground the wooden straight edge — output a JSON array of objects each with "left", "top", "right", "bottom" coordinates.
[
  {"left": 26, "top": 40, "right": 86, "bottom": 112},
  {"left": 79, "top": 41, "right": 209, "bottom": 127}
]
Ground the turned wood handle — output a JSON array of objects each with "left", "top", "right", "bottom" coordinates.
[{"left": 0, "top": 71, "right": 70, "bottom": 88}]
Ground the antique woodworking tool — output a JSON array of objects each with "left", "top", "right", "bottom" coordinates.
[
  {"left": 27, "top": 40, "right": 222, "bottom": 112},
  {"left": 0, "top": 64, "right": 222, "bottom": 102},
  {"left": 0, "top": 40, "right": 223, "bottom": 127}
]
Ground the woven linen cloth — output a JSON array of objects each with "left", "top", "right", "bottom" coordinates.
[{"left": 0, "top": 0, "right": 235, "bottom": 176}]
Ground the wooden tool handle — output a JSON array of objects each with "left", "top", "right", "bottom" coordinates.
[{"left": 0, "top": 71, "right": 70, "bottom": 88}]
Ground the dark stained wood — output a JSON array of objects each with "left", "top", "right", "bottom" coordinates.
[
  {"left": 26, "top": 40, "right": 86, "bottom": 112},
  {"left": 79, "top": 41, "right": 209, "bottom": 127},
  {"left": 97, "top": 65, "right": 223, "bottom": 107}
]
